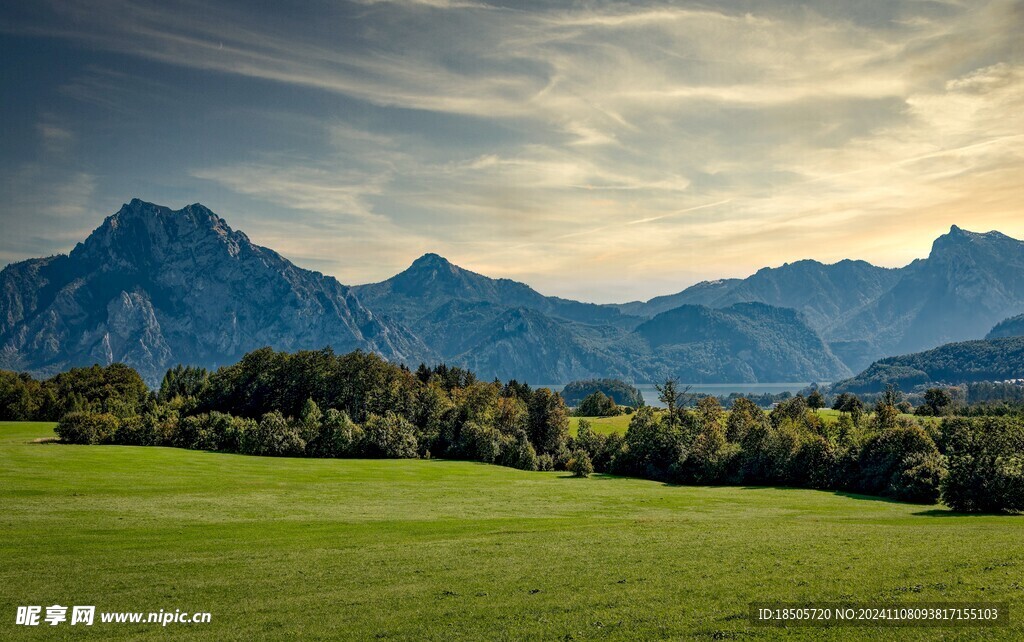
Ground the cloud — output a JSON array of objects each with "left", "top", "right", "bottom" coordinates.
[{"left": 2, "top": 0, "right": 1023, "bottom": 301}]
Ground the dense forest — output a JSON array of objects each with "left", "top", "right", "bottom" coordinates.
[
  {"left": 833, "top": 336, "right": 1024, "bottom": 393},
  {"left": 560, "top": 379, "right": 645, "bottom": 407},
  {"left": 1, "top": 348, "right": 1022, "bottom": 512}
]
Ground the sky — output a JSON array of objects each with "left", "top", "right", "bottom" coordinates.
[{"left": 0, "top": 0, "right": 1022, "bottom": 303}]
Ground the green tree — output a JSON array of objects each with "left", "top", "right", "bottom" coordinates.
[
  {"left": 807, "top": 389, "right": 825, "bottom": 410},
  {"left": 55, "top": 412, "right": 120, "bottom": 445},
  {"left": 923, "top": 388, "right": 953, "bottom": 416},
  {"left": 941, "top": 417, "right": 1024, "bottom": 512},
  {"left": 362, "top": 412, "right": 419, "bottom": 459},
  {"left": 528, "top": 388, "right": 569, "bottom": 457},
  {"left": 568, "top": 449, "right": 594, "bottom": 478}
]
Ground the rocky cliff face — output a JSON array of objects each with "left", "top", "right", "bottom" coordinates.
[{"left": 0, "top": 199, "right": 429, "bottom": 384}]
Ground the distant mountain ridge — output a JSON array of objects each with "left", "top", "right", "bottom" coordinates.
[
  {"left": 1, "top": 200, "right": 1021, "bottom": 386},
  {"left": 833, "top": 336, "right": 1024, "bottom": 394},
  {"left": 616, "top": 225, "right": 1024, "bottom": 372},
  {"left": 353, "top": 253, "right": 846, "bottom": 383},
  {"left": 617, "top": 259, "right": 901, "bottom": 334}
]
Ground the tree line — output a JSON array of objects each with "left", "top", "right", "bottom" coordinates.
[{"left": 1, "top": 348, "right": 1022, "bottom": 512}]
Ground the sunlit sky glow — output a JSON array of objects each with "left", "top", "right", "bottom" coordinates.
[{"left": 1, "top": 0, "right": 1022, "bottom": 302}]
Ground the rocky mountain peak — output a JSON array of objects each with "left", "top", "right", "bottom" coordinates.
[
  {"left": 70, "top": 199, "right": 251, "bottom": 268},
  {"left": 930, "top": 224, "right": 1016, "bottom": 257},
  {"left": 410, "top": 253, "right": 453, "bottom": 269}
]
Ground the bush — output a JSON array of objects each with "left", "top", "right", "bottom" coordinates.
[
  {"left": 175, "top": 413, "right": 219, "bottom": 450},
  {"left": 362, "top": 412, "right": 419, "bottom": 459},
  {"left": 55, "top": 412, "right": 120, "bottom": 445},
  {"left": 789, "top": 435, "right": 837, "bottom": 489},
  {"left": 893, "top": 452, "right": 946, "bottom": 504},
  {"left": 613, "top": 406, "right": 684, "bottom": 480},
  {"left": 241, "top": 411, "right": 306, "bottom": 457},
  {"left": 306, "top": 409, "right": 362, "bottom": 458},
  {"left": 114, "top": 415, "right": 159, "bottom": 446},
  {"left": 568, "top": 449, "right": 594, "bottom": 477},
  {"left": 536, "top": 453, "right": 555, "bottom": 471},
  {"left": 941, "top": 417, "right": 1024, "bottom": 513}
]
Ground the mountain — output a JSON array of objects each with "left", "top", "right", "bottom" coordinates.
[
  {"left": 5, "top": 200, "right": 1019, "bottom": 387},
  {"left": 353, "top": 253, "right": 849, "bottom": 383},
  {"left": 353, "top": 253, "right": 637, "bottom": 328},
  {"left": 828, "top": 226, "right": 1024, "bottom": 368},
  {"left": 0, "top": 199, "right": 428, "bottom": 384},
  {"left": 618, "top": 259, "right": 901, "bottom": 333},
  {"left": 832, "top": 336, "right": 1024, "bottom": 394},
  {"left": 619, "top": 226, "right": 1024, "bottom": 372},
  {"left": 433, "top": 306, "right": 649, "bottom": 383},
  {"left": 634, "top": 303, "right": 851, "bottom": 383},
  {"left": 987, "top": 314, "right": 1024, "bottom": 339}
]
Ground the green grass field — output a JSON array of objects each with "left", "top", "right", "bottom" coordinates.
[
  {"left": 2, "top": 421, "right": 1022, "bottom": 640},
  {"left": 568, "top": 414, "right": 634, "bottom": 436}
]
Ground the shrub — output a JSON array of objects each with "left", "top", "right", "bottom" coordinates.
[
  {"left": 893, "top": 451, "right": 946, "bottom": 504},
  {"left": 362, "top": 412, "right": 419, "bottom": 459},
  {"left": 613, "top": 406, "right": 684, "bottom": 480},
  {"left": 55, "top": 412, "right": 121, "bottom": 445},
  {"left": 790, "top": 435, "right": 837, "bottom": 489},
  {"left": 176, "top": 413, "right": 219, "bottom": 450},
  {"left": 536, "top": 453, "right": 555, "bottom": 471},
  {"left": 114, "top": 415, "right": 159, "bottom": 446},
  {"left": 568, "top": 449, "right": 594, "bottom": 477}
]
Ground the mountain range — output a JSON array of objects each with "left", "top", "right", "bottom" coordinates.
[
  {"left": 616, "top": 225, "right": 1024, "bottom": 372},
  {"left": 1, "top": 199, "right": 1023, "bottom": 387}
]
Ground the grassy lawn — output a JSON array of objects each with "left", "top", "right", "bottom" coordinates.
[
  {"left": 814, "top": 408, "right": 842, "bottom": 424},
  {"left": 568, "top": 414, "right": 634, "bottom": 436},
  {"left": 1, "top": 421, "right": 1022, "bottom": 641}
]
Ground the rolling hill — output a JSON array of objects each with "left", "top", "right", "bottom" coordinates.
[{"left": 832, "top": 336, "right": 1024, "bottom": 394}]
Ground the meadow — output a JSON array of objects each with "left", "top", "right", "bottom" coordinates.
[
  {"left": 568, "top": 414, "right": 635, "bottom": 436},
  {"left": 2, "top": 421, "right": 1021, "bottom": 641},
  {"left": 569, "top": 408, "right": 902, "bottom": 435}
]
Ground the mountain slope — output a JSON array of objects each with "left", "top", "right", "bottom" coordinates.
[
  {"left": 634, "top": 302, "right": 851, "bottom": 383},
  {"left": 831, "top": 226, "right": 1024, "bottom": 365},
  {"left": 441, "top": 307, "right": 650, "bottom": 383},
  {"left": 620, "top": 226, "right": 1024, "bottom": 373},
  {"left": 0, "top": 199, "right": 429, "bottom": 383},
  {"left": 353, "top": 253, "right": 638, "bottom": 329},
  {"left": 618, "top": 259, "right": 901, "bottom": 332},
  {"left": 987, "top": 314, "right": 1024, "bottom": 339},
  {"left": 832, "top": 337, "right": 1024, "bottom": 394}
]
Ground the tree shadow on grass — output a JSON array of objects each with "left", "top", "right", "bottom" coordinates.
[
  {"left": 831, "top": 490, "right": 909, "bottom": 505},
  {"left": 912, "top": 508, "right": 1021, "bottom": 517}
]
